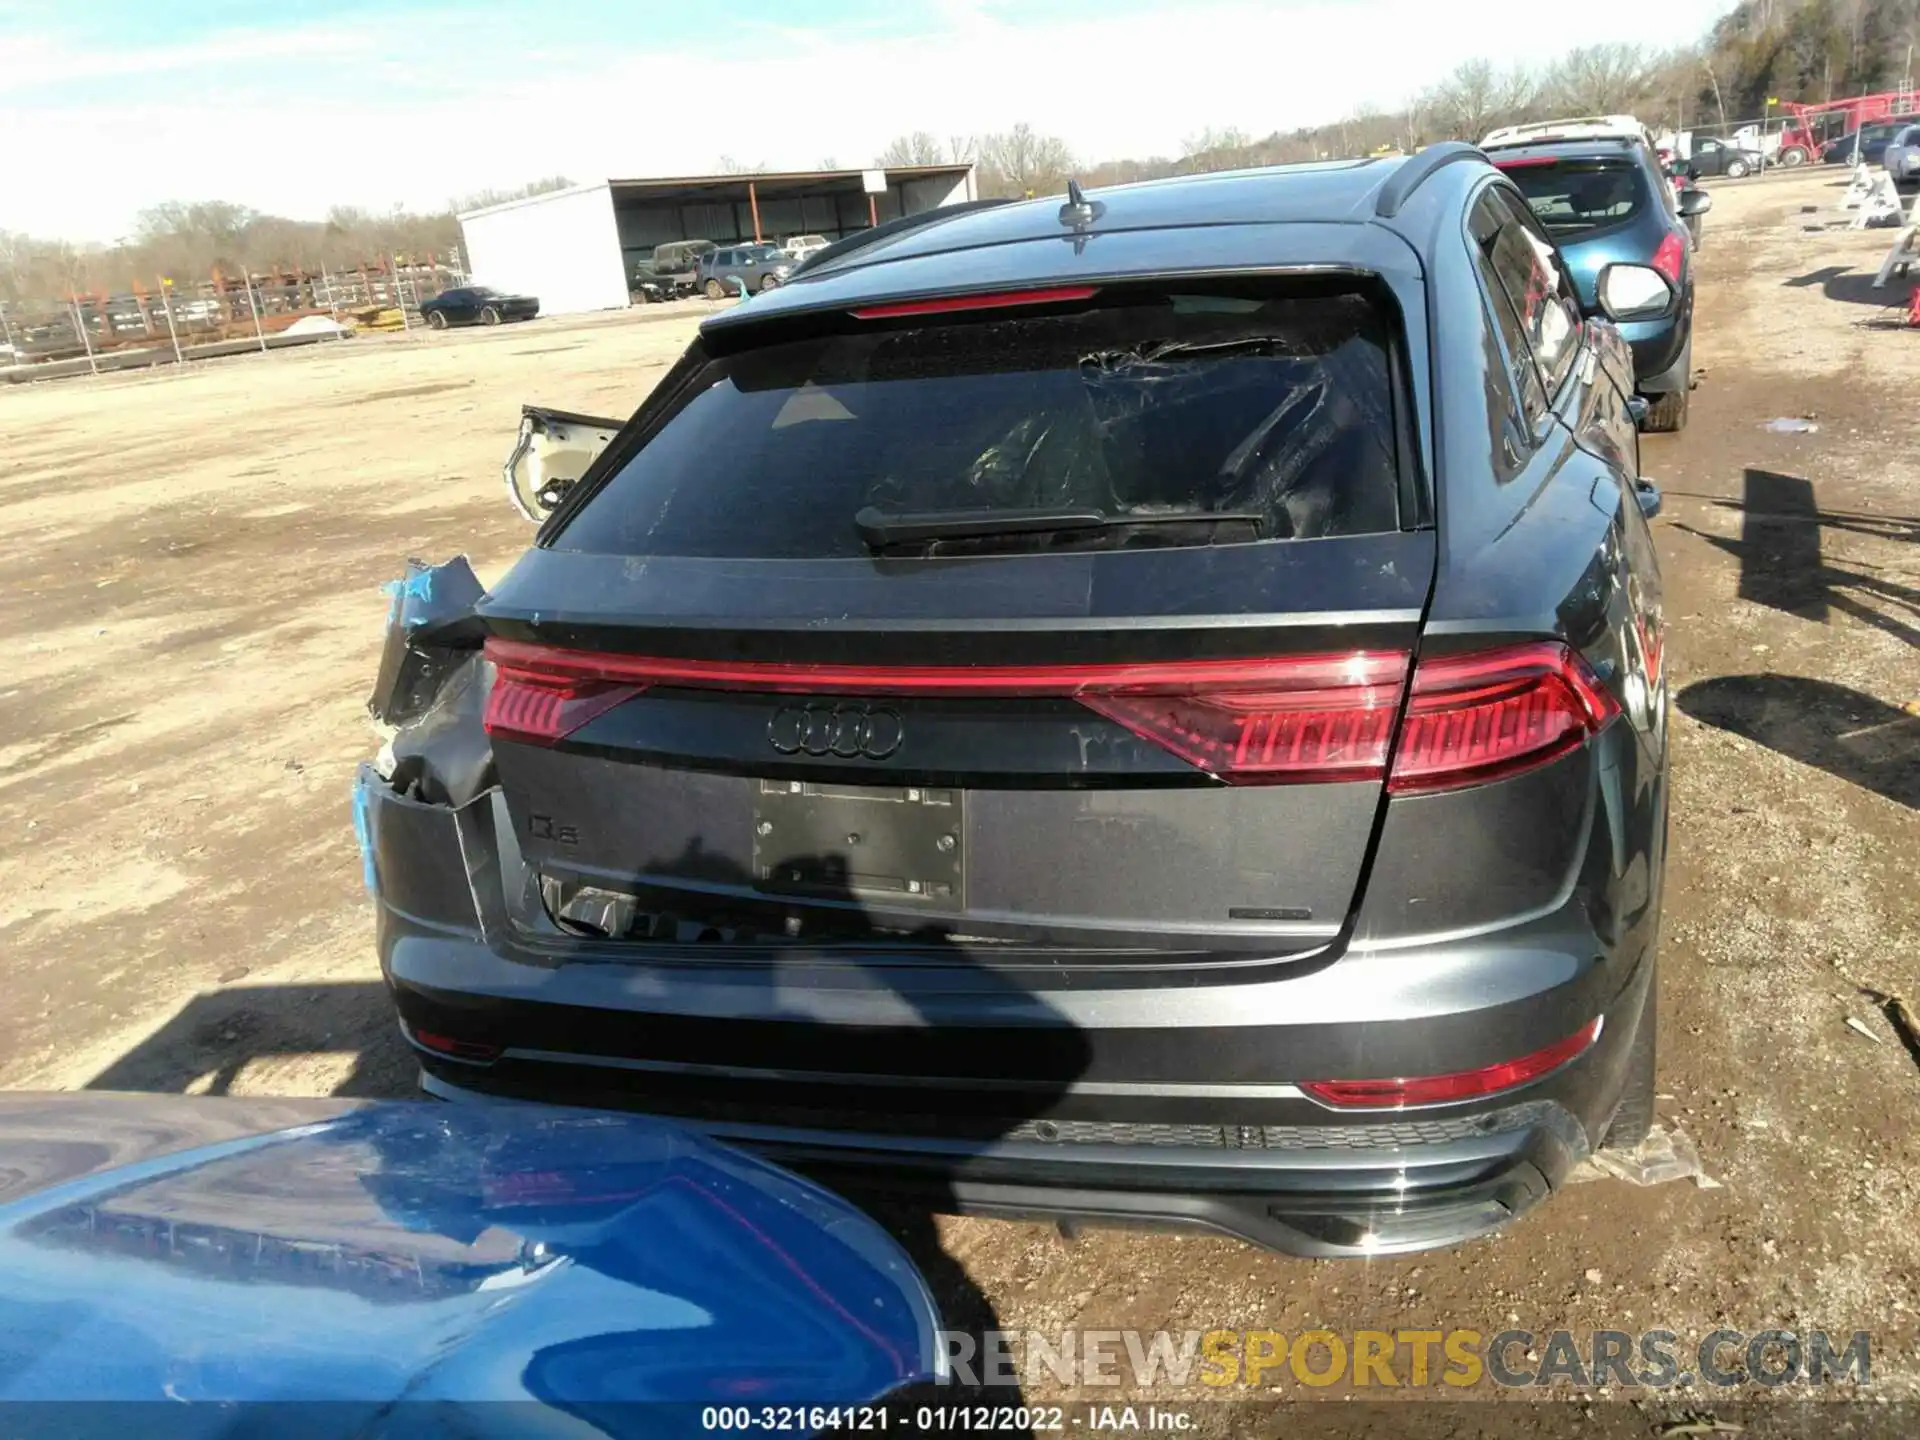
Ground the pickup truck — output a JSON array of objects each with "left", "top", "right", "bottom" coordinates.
[{"left": 630, "top": 238, "right": 716, "bottom": 301}]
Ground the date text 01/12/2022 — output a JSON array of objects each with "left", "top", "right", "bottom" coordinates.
[{"left": 701, "top": 1405, "right": 1140, "bottom": 1432}]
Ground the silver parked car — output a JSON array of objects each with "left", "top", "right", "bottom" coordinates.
[
  {"left": 697, "top": 243, "right": 793, "bottom": 298},
  {"left": 1882, "top": 124, "right": 1920, "bottom": 187}
]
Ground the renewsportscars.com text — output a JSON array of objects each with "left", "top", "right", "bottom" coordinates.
[{"left": 939, "top": 1328, "right": 1871, "bottom": 1390}]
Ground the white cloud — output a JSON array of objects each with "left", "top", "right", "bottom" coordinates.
[
  {"left": 0, "top": 26, "right": 370, "bottom": 91},
  {"left": 5, "top": 0, "right": 1735, "bottom": 241}
]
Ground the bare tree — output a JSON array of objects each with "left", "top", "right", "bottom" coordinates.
[
  {"left": 877, "top": 132, "right": 947, "bottom": 166},
  {"left": 1420, "top": 59, "right": 1503, "bottom": 140},
  {"left": 1180, "top": 126, "right": 1253, "bottom": 173},
  {"left": 716, "top": 156, "right": 770, "bottom": 174},
  {"left": 976, "top": 123, "right": 1076, "bottom": 198},
  {"left": 1545, "top": 43, "right": 1659, "bottom": 114},
  {"left": 450, "top": 176, "right": 574, "bottom": 212}
]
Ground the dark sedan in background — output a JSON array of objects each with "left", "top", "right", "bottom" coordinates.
[
  {"left": 420, "top": 285, "right": 540, "bottom": 328},
  {"left": 359, "top": 146, "right": 1670, "bottom": 1259},
  {"left": 1821, "top": 122, "right": 1906, "bottom": 165}
]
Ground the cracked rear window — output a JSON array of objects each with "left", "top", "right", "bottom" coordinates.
[{"left": 553, "top": 288, "right": 1403, "bottom": 559}]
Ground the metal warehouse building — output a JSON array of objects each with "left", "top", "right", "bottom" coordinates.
[{"left": 456, "top": 164, "right": 979, "bottom": 316}]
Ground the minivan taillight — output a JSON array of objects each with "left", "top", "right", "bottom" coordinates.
[{"left": 1386, "top": 642, "right": 1619, "bottom": 795}]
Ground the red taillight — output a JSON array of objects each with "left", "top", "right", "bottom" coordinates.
[
  {"left": 480, "top": 638, "right": 1617, "bottom": 790},
  {"left": 411, "top": 1028, "right": 502, "bottom": 1063},
  {"left": 1492, "top": 156, "right": 1559, "bottom": 169},
  {"left": 1301, "top": 1017, "right": 1602, "bottom": 1109},
  {"left": 484, "top": 648, "right": 644, "bottom": 746},
  {"left": 1651, "top": 231, "right": 1685, "bottom": 286},
  {"left": 850, "top": 285, "right": 1099, "bottom": 320},
  {"left": 482, "top": 638, "right": 1398, "bottom": 699},
  {"left": 1078, "top": 653, "right": 1410, "bottom": 785},
  {"left": 1387, "top": 642, "right": 1618, "bottom": 795}
]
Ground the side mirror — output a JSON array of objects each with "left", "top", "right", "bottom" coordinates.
[
  {"left": 1635, "top": 478, "right": 1663, "bottom": 520},
  {"left": 1677, "top": 188, "right": 1713, "bottom": 218},
  {"left": 1594, "top": 262, "right": 1674, "bottom": 322}
]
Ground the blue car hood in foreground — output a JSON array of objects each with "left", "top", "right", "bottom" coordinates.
[{"left": 0, "top": 1093, "right": 941, "bottom": 1433}]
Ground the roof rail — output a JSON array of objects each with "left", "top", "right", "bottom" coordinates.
[
  {"left": 788, "top": 197, "right": 1016, "bottom": 278},
  {"left": 1373, "top": 141, "right": 1486, "bottom": 219}
]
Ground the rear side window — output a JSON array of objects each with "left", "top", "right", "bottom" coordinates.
[
  {"left": 1481, "top": 189, "right": 1582, "bottom": 402},
  {"left": 555, "top": 288, "right": 1405, "bottom": 559},
  {"left": 1501, "top": 157, "right": 1650, "bottom": 239}
]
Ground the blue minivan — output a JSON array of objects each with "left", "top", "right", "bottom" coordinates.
[{"left": 1488, "top": 136, "right": 1708, "bottom": 431}]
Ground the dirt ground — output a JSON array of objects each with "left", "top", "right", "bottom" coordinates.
[{"left": 2, "top": 170, "right": 1917, "bottom": 1420}]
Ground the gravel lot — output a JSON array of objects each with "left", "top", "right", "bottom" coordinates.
[{"left": 1, "top": 169, "right": 1915, "bottom": 1425}]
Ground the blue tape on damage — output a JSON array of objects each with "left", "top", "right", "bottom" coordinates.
[
  {"left": 351, "top": 778, "right": 377, "bottom": 895},
  {"left": 381, "top": 566, "right": 435, "bottom": 628}
]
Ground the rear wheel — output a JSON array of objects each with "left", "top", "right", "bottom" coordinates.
[
  {"left": 1602, "top": 996, "right": 1657, "bottom": 1151},
  {"left": 426, "top": 309, "right": 448, "bottom": 331},
  {"left": 704, "top": 278, "right": 725, "bottom": 300},
  {"left": 480, "top": 305, "right": 501, "bottom": 326},
  {"left": 1779, "top": 145, "right": 1808, "bottom": 167},
  {"left": 1726, "top": 158, "right": 1749, "bottom": 179},
  {"left": 1642, "top": 385, "right": 1688, "bottom": 433}
]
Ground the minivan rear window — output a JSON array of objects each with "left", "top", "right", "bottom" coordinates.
[
  {"left": 1499, "top": 158, "right": 1649, "bottom": 238},
  {"left": 553, "top": 288, "right": 1403, "bottom": 560}
]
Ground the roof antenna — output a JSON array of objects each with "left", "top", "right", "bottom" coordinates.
[{"left": 1058, "top": 177, "right": 1102, "bottom": 228}]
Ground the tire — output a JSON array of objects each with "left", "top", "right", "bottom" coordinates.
[
  {"left": 1641, "top": 385, "right": 1688, "bottom": 433},
  {"left": 1726, "top": 159, "right": 1749, "bottom": 179},
  {"left": 1602, "top": 993, "right": 1657, "bottom": 1152},
  {"left": 1779, "top": 145, "right": 1808, "bottom": 167},
  {"left": 425, "top": 310, "right": 447, "bottom": 331},
  {"left": 480, "top": 306, "right": 501, "bottom": 326},
  {"left": 704, "top": 278, "right": 725, "bottom": 300},
  {"left": 759, "top": 273, "right": 781, "bottom": 292}
]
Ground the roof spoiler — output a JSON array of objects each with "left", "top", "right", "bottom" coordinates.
[
  {"left": 787, "top": 197, "right": 1017, "bottom": 278},
  {"left": 1374, "top": 141, "right": 1486, "bottom": 219}
]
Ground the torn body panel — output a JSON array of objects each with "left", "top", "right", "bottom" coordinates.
[{"left": 504, "top": 406, "right": 623, "bottom": 522}]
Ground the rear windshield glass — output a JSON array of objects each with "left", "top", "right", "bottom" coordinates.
[
  {"left": 553, "top": 289, "right": 1402, "bottom": 559},
  {"left": 1501, "top": 158, "right": 1649, "bottom": 238}
]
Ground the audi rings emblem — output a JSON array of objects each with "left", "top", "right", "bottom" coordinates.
[{"left": 767, "top": 702, "right": 904, "bottom": 759}]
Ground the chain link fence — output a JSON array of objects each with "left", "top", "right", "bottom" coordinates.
[{"left": 1, "top": 254, "right": 467, "bottom": 381}]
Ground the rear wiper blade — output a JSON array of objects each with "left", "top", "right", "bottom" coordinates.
[{"left": 854, "top": 505, "right": 1264, "bottom": 548}]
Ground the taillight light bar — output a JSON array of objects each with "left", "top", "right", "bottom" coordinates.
[
  {"left": 480, "top": 638, "right": 1619, "bottom": 789},
  {"left": 850, "top": 285, "right": 1099, "bottom": 320},
  {"left": 1301, "top": 1017, "right": 1602, "bottom": 1108},
  {"left": 1386, "top": 642, "right": 1620, "bottom": 795}
]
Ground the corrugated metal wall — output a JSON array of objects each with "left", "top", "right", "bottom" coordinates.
[{"left": 614, "top": 170, "right": 979, "bottom": 267}]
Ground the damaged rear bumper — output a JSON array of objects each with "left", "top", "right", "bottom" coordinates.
[{"left": 353, "top": 766, "right": 1654, "bottom": 1258}]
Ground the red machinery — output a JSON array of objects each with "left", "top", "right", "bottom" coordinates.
[{"left": 1774, "top": 90, "right": 1918, "bottom": 166}]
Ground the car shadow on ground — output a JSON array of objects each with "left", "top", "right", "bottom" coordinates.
[
  {"left": 1783, "top": 264, "right": 1911, "bottom": 308},
  {"left": 1668, "top": 466, "right": 1920, "bottom": 648},
  {"left": 1678, "top": 674, "right": 1920, "bottom": 809},
  {"left": 81, "top": 980, "right": 416, "bottom": 1098}
]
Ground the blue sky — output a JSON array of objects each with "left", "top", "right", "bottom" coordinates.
[{"left": 2, "top": 0, "right": 1739, "bottom": 241}]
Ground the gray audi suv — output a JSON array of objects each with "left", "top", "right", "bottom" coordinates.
[{"left": 358, "top": 146, "right": 1670, "bottom": 1255}]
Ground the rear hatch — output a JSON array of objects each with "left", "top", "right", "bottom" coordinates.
[
  {"left": 479, "top": 279, "right": 1435, "bottom": 960},
  {"left": 1491, "top": 152, "right": 1663, "bottom": 307}
]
